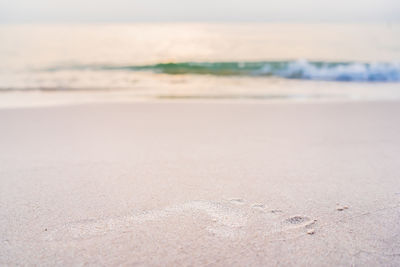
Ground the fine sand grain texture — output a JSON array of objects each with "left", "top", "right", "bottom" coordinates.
[{"left": 1, "top": 101, "right": 400, "bottom": 266}]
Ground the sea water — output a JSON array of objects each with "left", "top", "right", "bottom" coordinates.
[{"left": 0, "top": 23, "right": 399, "bottom": 101}]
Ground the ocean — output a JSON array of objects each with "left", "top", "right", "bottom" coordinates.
[{"left": 1, "top": 23, "right": 399, "bottom": 101}]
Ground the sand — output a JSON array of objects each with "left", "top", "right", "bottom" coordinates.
[{"left": 1, "top": 101, "right": 400, "bottom": 266}]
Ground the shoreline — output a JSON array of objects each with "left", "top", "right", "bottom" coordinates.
[{"left": 1, "top": 89, "right": 400, "bottom": 109}]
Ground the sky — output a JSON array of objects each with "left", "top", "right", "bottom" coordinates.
[{"left": 0, "top": 0, "right": 399, "bottom": 23}]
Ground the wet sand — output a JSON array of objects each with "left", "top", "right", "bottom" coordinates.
[{"left": 1, "top": 101, "right": 400, "bottom": 265}]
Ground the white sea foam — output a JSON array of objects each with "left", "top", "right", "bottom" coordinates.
[{"left": 270, "top": 60, "right": 400, "bottom": 81}]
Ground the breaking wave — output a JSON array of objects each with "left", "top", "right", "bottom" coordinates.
[{"left": 47, "top": 60, "right": 400, "bottom": 82}]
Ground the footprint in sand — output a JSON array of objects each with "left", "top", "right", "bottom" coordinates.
[{"left": 44, "top": 199, "right": 316, "bottom": 241}]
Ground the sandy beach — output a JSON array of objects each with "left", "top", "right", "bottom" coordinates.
[{"left": 1, "top": 100, "right": 399, "bottom": 265}]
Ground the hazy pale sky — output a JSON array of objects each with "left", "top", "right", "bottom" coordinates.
[{"left": 0, "top": 0, "right": 399, "bottom": 23}]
